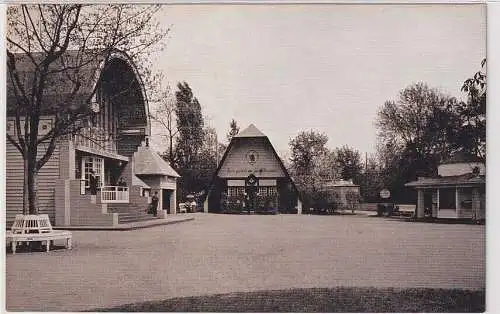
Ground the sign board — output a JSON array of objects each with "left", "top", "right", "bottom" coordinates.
[{"left": 380, "top": 189, "right": 391, "bottom": 199}]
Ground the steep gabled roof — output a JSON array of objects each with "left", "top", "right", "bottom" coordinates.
[
  {"left": 204, "top": 124, "right": 302, "bottom": 202},
  {"left": 235, "top": 124, "right": 266, "bottom": 138},
  {"left": 134, "top": 145, "right": 180, "bottom": 177}
]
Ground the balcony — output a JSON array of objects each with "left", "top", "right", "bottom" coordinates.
[
  {"left": 74, "top": 127, "right": 117, "bottom": 154},
  {"left": 101, "top": 186, "right": 129, "bottom": 204}
]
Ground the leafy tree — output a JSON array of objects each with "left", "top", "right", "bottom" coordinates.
[
  {"left": 6, "top": 4, "right": 165, "bottom": 215},
  {"left": 289, "top": 130, "right": 329, "bottom": 176},
  {"left": 333, "top": 145, "right": 363, "bottom": 183},
  {"left": 453, "top": 59, "right": 486, "bottom": 160},
  {"left": 288, "top": 131, "right": 339, "bottom": 210},
  {"left": 358, "top": 155, "right": 385, "bottom": 203},
  {"left": 376, "top": 82, "right": 459, "bottom": 168},
  {"left": 175, "top": 81, "right": 204, "bottom": 169},
  {"left": 226, "top": 118, "right": 240, "bottom": 143},
  {"left": 345, "top": 190, "right": 361, "bottom": 213}
]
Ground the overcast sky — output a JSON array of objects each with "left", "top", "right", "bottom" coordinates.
[{"left": 149, "top": 4, "right": 486, "bottom": 158}]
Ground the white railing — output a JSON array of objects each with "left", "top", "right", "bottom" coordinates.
[
  {"left": 74, "top": 127, "right": 117, "bottom": 154},
  {"left": 101, "top": 186, "right": 129, "bottom": 203}
]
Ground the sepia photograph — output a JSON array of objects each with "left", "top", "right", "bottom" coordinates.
[{"left": 3, "top": 2, "right": 488, "bottom": 312}]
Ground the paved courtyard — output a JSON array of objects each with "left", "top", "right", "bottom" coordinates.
[{"left": 5, "top": 213, "right": 485, "bottom": 311}]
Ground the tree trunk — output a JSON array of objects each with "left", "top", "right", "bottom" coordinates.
[
  {"left": 28, "top": 166, "right": 39, "bottom": 215},
  {"left": 25, "top": 149, "right": 39, "bottom": 215},
  {"left": 23, "top": 158, "right": 29, "bottom": 215},
  {"left": 169, "top": 135, "right": 174, "bottom": 164}
]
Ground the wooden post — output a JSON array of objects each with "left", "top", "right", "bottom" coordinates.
[
  {"left": 472, "top": 187, "right": 480, "bottom": 222},
  {"left": 417, "top": 189, "right": 425, "bottom": 218}
]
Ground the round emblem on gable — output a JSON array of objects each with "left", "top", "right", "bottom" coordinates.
[
  {"left": 246, "top": 150, "right": 258, "bottom": 164},
  {"left": 380, "top": 189, "right": 391, "bottom": 199}
]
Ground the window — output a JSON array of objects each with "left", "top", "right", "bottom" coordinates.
[
  {"left": 82, "top": 156, "right": 104, "bottom": 188},
  {"left": 228, "top": 187, "right": 245, "bottom": 197},
  {"left": 258, "top": 186, "right": 277, "bottom": 197},
  {"left": 439, "top": 188, "right": 456, "bottom": 210},
  {"left": 458, "top": 187, "right": 473, "bottom": 209}
]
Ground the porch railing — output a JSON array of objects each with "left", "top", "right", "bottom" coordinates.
[{"left": 101, "top": 186, "right": 129, "bottom": 203}]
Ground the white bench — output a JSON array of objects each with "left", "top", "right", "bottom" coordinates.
[
  {"left": 6, "top": 230, "right": 72, "bottom": 254},
  {"left": 7, "top": 214, "right": 72, "bottom": 254},
  {"left": 397, "top": 204, "right": 416, "bottom": 215},
  {"left": 178, "top": 203, "right": 187, "bottom": 214}
]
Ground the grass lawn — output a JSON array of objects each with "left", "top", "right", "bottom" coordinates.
[{"left": 93, "top": 287, "right": 485, "bottom": 312}]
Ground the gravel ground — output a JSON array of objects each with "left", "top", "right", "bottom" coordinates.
[{"left": 5, "top": 213, "right": 485, "bottom": 311}]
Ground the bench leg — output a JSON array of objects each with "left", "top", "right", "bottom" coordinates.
[
  {"left": 67, "top": 238, "right": 72, "bottom": 249},
  {"left": 11, "top": 241, "right": 16, "bottom": 254},
  {"left": 46, "top": 240, "right": 50, "bottom": 252}
]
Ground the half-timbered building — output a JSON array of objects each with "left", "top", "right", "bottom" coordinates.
[{"left": 6, "top": 50, "right": 179, "bottom": 227}]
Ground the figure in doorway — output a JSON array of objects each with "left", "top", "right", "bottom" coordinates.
[
  {"left": 118, "top": 177, "right": 127, "bottom": 187},
  {"left": 89, "top": 170, "right": 98, "bottom": 195},
  {"left": 149, "top": 191, "right": 159, "bottom": 216},
  {"left": 117, "top": 177, "right": 127, "bottom": 191}
]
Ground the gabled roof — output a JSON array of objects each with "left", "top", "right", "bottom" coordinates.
[
  {"left": 405, "top": 173, "right": 485, "bottom": 188},
  {"left": 132, "top": 175, "right": 150, "bottom": 188},
  {"left": 204, "top": 124, "right": 302, "bottom": 202},
  {"left": 234, "top": 124, "right": 266, "bottom": 138},
  {"left": 134, "top": 144, "right": 180, "bottom": 177}
]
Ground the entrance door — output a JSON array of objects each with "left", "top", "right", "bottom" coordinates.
[
  {"left": 245, "top": 174, "right": 259, "bottom": 213},
  {"left": 162, "top": 189, "right": 171, "bottom": 214}
]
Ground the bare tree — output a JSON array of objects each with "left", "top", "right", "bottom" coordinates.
[
  {"left": 6, "top": 4, "right": 167, "bottom": 215},
  {"left": 149, "top": 87, "right": 179, "bottom": 164}
]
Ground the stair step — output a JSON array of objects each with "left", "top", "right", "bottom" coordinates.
[
  {"left": 118, "top": 211, "right": 157, "bottom": 224},
  {"left": 119, "top": 215, "right": 157, "bottom": 224}
]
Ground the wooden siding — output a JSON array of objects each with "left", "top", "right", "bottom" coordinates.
[
  {"left": 117, "top": 134, "right": 143, "bottom": 157},
  {"left": 6, "top": 140, "right": 60, "bottom": 226},
  {"left": 218, "top": 138, "right": 285, "bottom": 179}
]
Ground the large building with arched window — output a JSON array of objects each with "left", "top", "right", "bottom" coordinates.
[{"left": 6, "top": 50, "right": 179, "bottom": 227}]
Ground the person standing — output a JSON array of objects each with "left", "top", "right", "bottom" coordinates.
[
  {"left": 89, "top": 170, "right": 98, "bottom": 195},
  {"left": 149, "top": 191, "right": 159, "bottom": 216}
]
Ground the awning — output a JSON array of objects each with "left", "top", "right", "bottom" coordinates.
[{"left": 75, "top": 145, "right": 129, "bottom": 162}]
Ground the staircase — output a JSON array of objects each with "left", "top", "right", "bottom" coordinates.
[{"left": 107, "top": 203, "right": 157, "bottom": 224}]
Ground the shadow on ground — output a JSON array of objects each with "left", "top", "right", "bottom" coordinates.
[
  {"left": 5, "top": 243, "right": 68, "bottom": 254},
  {"left": 91, "top": 287, "right": 485, "bottom": 313}
]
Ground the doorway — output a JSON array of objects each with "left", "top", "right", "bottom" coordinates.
[
  {"left": 162, "top": 189, "right": 172, "bottom": 214},
  {"left": 245, "top": 174, "right": 259, "bottom": 213}
]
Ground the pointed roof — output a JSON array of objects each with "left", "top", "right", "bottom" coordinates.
[
  {"left": 203, "top": 124, "right": 302, "bottom": 202},
  {"left": 134, "top": 144, "right": 180, "bottom": 177},
  {"left": 234, "top": 124, "right": 266, "bottom": 138}
]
